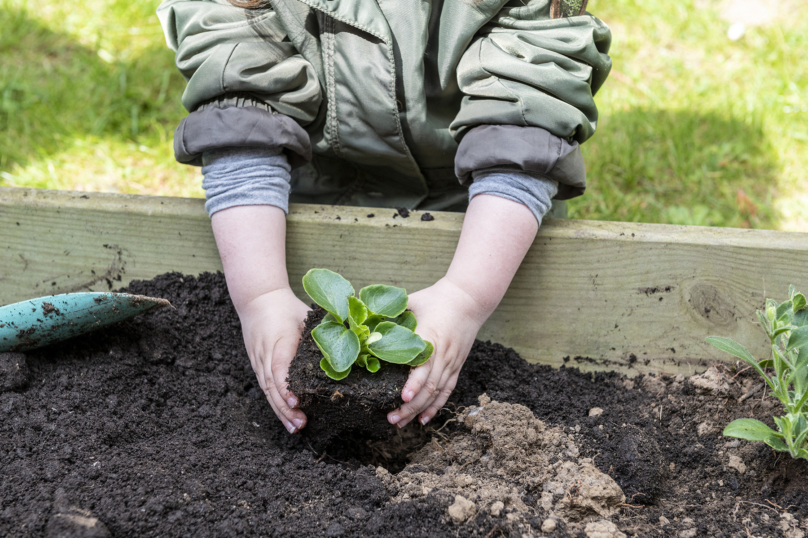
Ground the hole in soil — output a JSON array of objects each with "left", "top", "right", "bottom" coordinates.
[{"left": 310, "top": 423, "right": 438, "bottom": 473}]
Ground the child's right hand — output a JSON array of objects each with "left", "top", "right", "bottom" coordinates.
[{"left": 238, "top": 287, "right": 311, "bottom": 434}]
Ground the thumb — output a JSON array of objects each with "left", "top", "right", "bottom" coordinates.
[
  {"left": 402, "top": 328, "right": 437, "bottom": 402},
  {"left": 272, "top": 335, "right": 302, "bottom": 409}
]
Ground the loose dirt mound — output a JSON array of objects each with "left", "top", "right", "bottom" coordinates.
[{"left": 378, "top": 395, "right": 625, "bottom": 535}]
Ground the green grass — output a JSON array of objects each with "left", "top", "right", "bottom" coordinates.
[
  {"left": 0, "top": 0, "right": 201, "bottom": 196},
  {"left": 573, "top": 0, "right": 808, "bottom": 230},
  {"left": 1, "top": 0, "right": 807, "bottom": 229}
]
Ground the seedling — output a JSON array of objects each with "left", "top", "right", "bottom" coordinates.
[
  {"left": 302, "top": 269, "right": 434, "bottom": 380},
  {"left": 706, "top": 285, "right": 808, "bottom": 461}
]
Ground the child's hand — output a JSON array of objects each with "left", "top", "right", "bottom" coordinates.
[
  {"left": 239, "top": 287, "right": 311, "bottom": 434},
  {"left": 386, "top": 195, "right": 540, "bottom": 428},
  {"left": 386, "top": 277, "right": 487, "bottom": 428}
]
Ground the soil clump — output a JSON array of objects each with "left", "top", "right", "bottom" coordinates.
[
  {"left": 287, "top": 307, "right": 410, "bottom": 443},
  {"left": 1, "top": 272, "right": 807, "bottom": 537}
]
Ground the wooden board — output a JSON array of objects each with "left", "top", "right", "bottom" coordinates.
[{"left": 3, "top": 186, "right": 807, "bottom": 376}]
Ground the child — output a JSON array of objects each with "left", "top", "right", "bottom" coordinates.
[{"left": 157, "top": 0, "right": 612, "bottom": 434}]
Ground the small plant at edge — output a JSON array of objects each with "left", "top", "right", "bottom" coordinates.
[
  {"left": 706, "top": 285, "right": 808, "bottom": 461},
  {"left": 302, "top": 269, "right": 434, "bottom": 380}
]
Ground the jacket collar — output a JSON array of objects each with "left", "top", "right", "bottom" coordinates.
[{"left": 293, "top": 0, "right": 393, "bottom": 45}]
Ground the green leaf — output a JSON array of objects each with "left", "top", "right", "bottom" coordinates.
[
  {"left": 787, "top": 326, "right": 808, "bottom": 351},
  {"left": 312, "top": 321, "right": 361, "bottom": 372},
  {"left": 302, "top": 269, "right": 355, "bottom": 323},
  {"left": 347, "top": 297, "right": 370, "bottom": 340},
  {"left": 367, "top": 321, "right": 427, "bottom": 364},
  {"left": 759, "top": 358, "right": 774, "bottom": 369},
  {"left": 794, "top": 348, "right": 808, "bottom": 401},
  {"left": 706, "top": 336, "right": 755, "bottom": 362},
  {"left": 795, "top": 428, "right": 808, "bottom": 451},
  {"left": 359, "top": 285, "right": 408, "bottom": 318},
  {"left": 794, "top": 293, "right": 807, "bottom": 312},
  {"left": 795, "top": 428, "right": 808, "bottom": 452},
  {"left": 706, "top": 336, "right": 773, "bottom": 389},
  {"left": 348, "top": 296, "right": 368, "bottom": 327},
  {"left": 794, "top": 387, "right": 808, "bottom": 415},
  {"left": 790, "top": 285, "right": 797, "bottom": 299},
  {"left": 794, "top": 368, "right": 808, "bottom": 400},
  {"left": 765, "top": 436, "right": 790, "bottom": 452},
  {"left": 797, "top": 346, "right": 808, "bottom": 370},
  {"left": 795, "top": 309, "right": 808, "bottom": 328},
  {"left": 774, "top": 415, "right": 790, "bottom": 435},
  {"left": 774, "top": 325, "right": 795, "bottom": 337},
  {"left": 756, "top": 310, "right": 772, "bottom": 336},
  {"left": 797, "top": 448, "right": 808, "bottom": 461},
  {"left": 777, "top": 300, "right": 794, "bottom": 322},
  {"left": 774, "top": 346, "right": 795, "bottom": 371},
  {"left": 356, "top": 352, "right": 380, "bottom": 372},
  {"left": 320, "top": 358, "right": 351, "bottom": 380},
  {"left": 408, "top": 341, "right": 434, "bottom": 367},
  {"left": 365, "top": 314, "right": 385, "bottom": 332},
  {"left": 323, "top": 313, "right": 337, "bottom": 323},
  {"left": 795, "top": 414, "right": 808, "bottom": 439},
  {"left": 366, "top": 332, "right": 382, "bottom": 345},
  {"left": 723, "top": 418, "right": 779, "bottom": 441},
  {"left": 352, "top": 325, "right": 370, "bottom": 341},
  {"left": 393, "top": 311, "right": 417, "bottom": 331}
]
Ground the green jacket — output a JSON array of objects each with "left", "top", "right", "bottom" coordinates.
[{"left": 158, "top": 0, "right": 611, "bottom": 210}]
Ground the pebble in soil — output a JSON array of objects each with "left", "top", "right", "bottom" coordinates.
[{"left": 1, "top": 272, "right": 807, "bottom": 538}]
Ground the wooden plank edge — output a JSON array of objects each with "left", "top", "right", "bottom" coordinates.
[
  {"left": 4, "top": 186, "right": 805, "bottom": 378},
  {"left": 6, "top": 187, "right": 808, "bottom": 251}
]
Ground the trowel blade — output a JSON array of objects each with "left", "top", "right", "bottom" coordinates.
[{"left": 0, "top": 292, "right": 171, "bottom": 352}]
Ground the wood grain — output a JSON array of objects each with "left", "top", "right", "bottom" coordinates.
[{"left": 3, "top": 186, "right": 807, "bottom": 376}]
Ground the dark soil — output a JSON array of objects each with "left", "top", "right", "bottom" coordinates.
[
  {"left": 1, "top": 271, "right": 807, "bottom": 537},
  {"left": 287, "top": 307, "right": 410, "bottom": 443}
]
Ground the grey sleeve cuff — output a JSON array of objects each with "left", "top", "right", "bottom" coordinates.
[
  {"left": 175, "top": 93, "right": 312, "bottom": 169},
  {"left": 201, "top": 146, "right": 291, "bottom": 217},
  {"left": 469, "top": 170, "right": 559, "bottom": 226},
  {"left": 455, "top": 125, "right": 586, "bottom": 201}
]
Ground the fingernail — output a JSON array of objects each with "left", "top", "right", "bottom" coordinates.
[
  {"left": 293, "top": 418, "right": 304, "bottom": 429},
  {"left": 397, "top": 418, "right": 410, "bottom": 429},
  {"left": 404, "top": 390, "right": 414, "bottom": 402},
  {"left": 287, "top": 397, "right": 298, "bottom": 408},
  {"left": 420, "top": 415, "right": 430, "bottom": 426},
  {"left": 285, "top": 422, "right": 297, "bottom": 434},
  {"left": 388, "top": 414, "right": 400, "bottom": 424}
]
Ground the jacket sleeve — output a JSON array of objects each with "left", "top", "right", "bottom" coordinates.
[
  {"left": 157, "top": 0, "right": 322, "bottom": 167},
  {"left": 451, "top": 0, "right": 612, "bottom": 199}
]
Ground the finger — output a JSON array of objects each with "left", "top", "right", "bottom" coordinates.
[
  {"left": 389, "top": 367, "right": 443, "bottom": 428},
  {"left": 418, "top": 375, "right": 457, "bottom": 425},
  {"left": 255, "top": 338, "right": 305, "bottom": 434},
  {"left": 401, "top": 360, "right": 432, "bottom": 403},
  {"left": 264, "top": 362, "right": 307, "bottom": 434},
  {"left": 271, "top": 336, "right": 302, "bottom": 409},
  {"left": 252, "top": 354, "right": 286, "bottom": 428}
]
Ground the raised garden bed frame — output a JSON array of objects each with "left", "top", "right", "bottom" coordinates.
[{"left": 3, "top": 186, "right": 807, "bottom": 376}]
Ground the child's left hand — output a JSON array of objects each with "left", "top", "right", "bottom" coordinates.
[
  {"left": 386, "top": 276, "right": 487, "bottom": 428},
  {"left": 386, "top": 194, "right": 539, "bottom": 429}
]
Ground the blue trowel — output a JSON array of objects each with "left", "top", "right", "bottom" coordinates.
[{"left": 0, "top": 293, "right": 171, "bottom": 353}]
